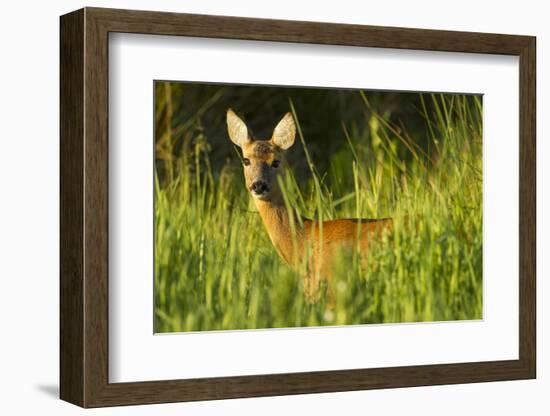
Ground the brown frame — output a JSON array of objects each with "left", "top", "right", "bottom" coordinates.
[{"left": 60, "top": 7, "right": 536, "bottom": 408}]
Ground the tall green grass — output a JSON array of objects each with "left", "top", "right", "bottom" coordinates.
[{"left": 154, "top": 93, "right": 483, "bottom": 332}]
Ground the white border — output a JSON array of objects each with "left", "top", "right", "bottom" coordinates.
[{"left": 109, "top": 33, "right": 519, "bottom": 382}]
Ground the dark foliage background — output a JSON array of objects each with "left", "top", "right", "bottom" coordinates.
[{"left": 154, "top": 81, "right": 458, "bottom": 184}]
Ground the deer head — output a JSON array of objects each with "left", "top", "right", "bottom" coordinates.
[{"left": 227, "top": 109, "right": 296, "bottom": 201}]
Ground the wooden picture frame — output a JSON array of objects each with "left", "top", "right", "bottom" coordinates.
[{"left": 60, "top": 7, "right": 536, "bottom": 408}]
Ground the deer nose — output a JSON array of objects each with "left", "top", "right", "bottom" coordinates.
[{"left": 251, "top": 181, "right": 269, "bottom": 195}]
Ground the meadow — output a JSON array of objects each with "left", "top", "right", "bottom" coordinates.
[{"left": 154, "top": 87, "right": 483, "bottom": 333}]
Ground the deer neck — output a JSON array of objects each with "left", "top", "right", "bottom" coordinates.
[{"left": 253, "top": 196, "right": 305, "bottom": 267}]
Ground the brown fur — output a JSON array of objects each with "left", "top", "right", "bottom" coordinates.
[
  {"left": 227, "top": 109, "right": 393, "bottom": 301},
  {"left": 255, "top": 199, "right": 392, "bottom": 300}
]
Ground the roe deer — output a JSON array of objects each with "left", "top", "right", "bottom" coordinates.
[{"left": 227, "top": 109, "right": 392, "bottom": 301}]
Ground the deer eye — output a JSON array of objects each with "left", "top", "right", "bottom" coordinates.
[
  {"left": 272, "top": 160, "right": 280, "bottom": 168},
  {"left": 243, "top": 158, "right": 251, "bottom": 166}
]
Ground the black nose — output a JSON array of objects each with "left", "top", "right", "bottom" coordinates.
[{"left": 251, "top": 181, "right": 269, "bottom": 194}]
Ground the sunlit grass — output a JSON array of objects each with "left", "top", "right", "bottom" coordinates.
[{"left": 154, "top": 93, "right": 483, "bottom": 332}]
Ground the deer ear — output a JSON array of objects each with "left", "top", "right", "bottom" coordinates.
[
  {"left": 226, "top": 109, "right": 250, "bottom": 148},
  {"left": 272, "top": 112, "right": 296, "bottom": 150}
]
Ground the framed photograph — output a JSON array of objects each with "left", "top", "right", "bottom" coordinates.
[{"left": 60, "top": 7, "right": 536, "bottom": 407}]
